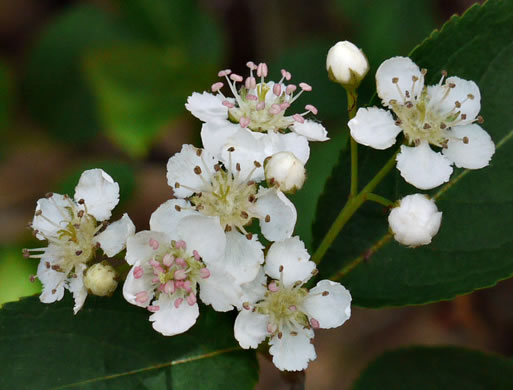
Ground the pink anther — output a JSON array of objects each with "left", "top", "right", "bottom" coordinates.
[
  {"left": 256, "top": 101, "right": 265, "bottom": 111},
  {"left": 175, "top": 240, "right": 187, "bottom": 249},
  {"left": 183, "top": 280, "right": 192, "bottom": 292},
  {"left": 273, "top": 83, "right": 282, "bottom": 96},
  {"left": 174, "top": 297, "right": 184, "bottom": 308},
  {"left": 175, "top": 257, "right": 186, "bottom": 267},
  {"left": 133, "top": 266, "right": 144, "bottom": 279},
  {"left": 147, "top": 305, "right": 160, "bottom": 312},
  {"left": 293, "top": 114, "right": 305, "bottom": 124},
  {"left": 162, "top": 254, "right": 174, "bottom": 267},
  {"left": 267, "top": 323, "right": 277, "bottom": 333},
  {"left": 174, "top": 280, "right": 184, "bottom": 289},
  {"left": 269, "top": 104, "right": 281, "bottom": 115},
  {"left": 268, "top": 281, "right": 279, "bottom": 292},
  {"left": 310, "top": 318, "right": 320, "bottom": 329},
  {"left": 240, "top": 117, "right": 250, "bottom": 128},
  {"left": 222, "top": 100, "right": 235, "bottom": 108},
  {"left": 280, "top": 102, "right": 290, "bottom": 111},
  {"left": 289, "top": 305, "right": 297, "bottom": 312},
  {"left": 286, "top": 84, "right": 297, "bottom": 94},
  {"left": 152, "top": 276, "right": 160, "bottom": 284},
  {"left": 246, "top": 61, "right": 257, "bottom": 70},
  {"left": 149, "top": 238, "right": 159, "bottom": 250},
  {"left": 305, "top": 104, "right": 318, "bottom": 115},
  {"left": 174, "top": 269, "right": 187, "bottom": 280},
  {"left": 230, "top": 73, "right": 243, "bottom": 82},
  {"left": 164, "top": 280, "right": 175, "bottom": 294},
  {"left": 245, "top": 76, "right": 256, "bottom": 90},
  {"left": 218, "top": 69, "right": 231, "bottom": 77},
  {"left": 211, "top": 82, "right": 224, "bottom": 92},
  {"left": 281, "top": 69, "right": 292, "bottom": 80},
  {"left": 199, "top": 267, "right": 211, "bottom": 279},
  {"left": 186, "top": 292, "right": 197, "bottom": 306},
  {"left": 246, "top": 94, "right": 258, "bottom": 101},
  {"left": 257, "top": 63, "right": 268, "bottom": 77},
  {"left": 135, "top": 291, "right": 149, "bottom": 304},
  {"left": 299, "top": 82, "right": 312, "bottom": 91},
  {"left": 193, "top": 250, "right": 201, "bottom": 261}
]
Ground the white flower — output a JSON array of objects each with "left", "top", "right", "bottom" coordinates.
[
  {"left": 83, "top": 262, "right": 118, "bottom": 296},
  {"left": 326, "top": 41, "right": 369, "bottom": 88},
  {"left": 234, "top": 237, "right": 352, "bottom": 371},
  {"left": 24, "top": 169, "right": 135, "bottom": 314},
  {"left": 186, "top": 62, "right": 328, "bottom": 181},
  {"left": 123, "top": 215, "right": 243, "bottom": 336},
  {"left": 348, "top": 56, "right": 495, "bottom": 190},
  {"left": 264, "top": 151, "right": 306, "bottom": 193},
  {"left": 162, "top": 144, "right": 296, "bottom": 286},
  {"left": 388, "top": 194, "right": 442, "bottom": 247}
]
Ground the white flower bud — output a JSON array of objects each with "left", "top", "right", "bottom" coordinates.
[
  {"left": 388, "top": 194, "right": 442, "bottom": 247},
  {"left": 326, "top": 41, "right": 369, "bottom": 88},
  {"left": 264, "top": 152, "right": 306, "bottom": 193},
  {"left": 84, "top": 262, "right": 118, "bottom": 297}
]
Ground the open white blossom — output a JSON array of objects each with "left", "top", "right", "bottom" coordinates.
[
  {"left": 326, "top": 41, "right": 369, "bottom": 88},
  {"left": 234, "top": 237, "right": 352, "bottom": 371},
  {"left": 388, "top": 194, "right": 442, "bottom": 247},
  {"left": 123, "top": 215, "right": 249, "bottom": 335},
  {"left": 163, "top": 144, "right": 296, "bottom": 286},
  {"left": 24, "top": 169, "right": 135, "bottom": 313},
  {"left": 186, "top": 62, "right": 328, "bottom": 181},
  {"left": 264, "top": 151, "right": 306, "bottom": 193},
  {"left": 348, "top": 56, "right": 495, "bottom": 190}
]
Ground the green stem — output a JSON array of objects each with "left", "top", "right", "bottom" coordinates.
[
  {"left": 365, "top": 193, "right": 394, "bottom": 207},
  {"left": 312, "top": 151, "right": 398, "bottom": 265},
  {"left": 347, "top": 89, "right": 358, "bottom": 198}
]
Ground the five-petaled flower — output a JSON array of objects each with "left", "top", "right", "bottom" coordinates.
[{"left": 348, "top": 56, "right": 495, "bottom": 189}]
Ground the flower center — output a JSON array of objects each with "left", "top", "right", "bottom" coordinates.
[
  {"left": 212, "top": 62, "right": 318, "bottom": 132},
  {"left": 189, "top": 166, "right": 259, "bottom": 233}
]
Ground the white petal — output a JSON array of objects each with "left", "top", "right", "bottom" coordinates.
[
  {"left": 376, "top": 56, "right": 424, "bottom": 106},
  {"left": 198, "top": 264, "right": 240, "bottom": 312},
  {"left": 302, "top": 280, "right": 352, "bottom": 329},
  {"left": 32, "top": 193, "right": 70, "bottom": 240},
  {"left": 149, "top": 199, "right": 198, "bottom": 236},
  {"left": 185, "top": 92, "right": 228, "bottom": 123},
  {"left": 254, "top": 188, "right": 297, "bottom": 242},
  {"left": 94, "top": 213, "right": 135, "bottom": 257},
  {"left": 201, "top": 121, "right": 241, "bottom": 158},
  {"left": 175, "top": 215, "right": 226, "bottom": 265},
  {"left": 264, "top": 237, "right": 315, "bottom": 287},
  {"left": 74, "top": 169, "right": 120, "bottom": 221},
  {"left": 348, "top": 107, "right": 402, "bottom": 150},
  {"left": 291, "top": 120, "right": 329, "bottom": 142},
  {"left": 443, "top": 124, "right": 495, "bottom": 169},
  {"left": 238, "top": 267, "right": 267, "bottom": 308},
  {"left": 166, "top": 144, "right": 217, "bottom": 198},
  {"left": 234, "top": 310, "right": 269, "bottom": 349},
  {"left": 427, "top": 76, "right": 481, "bottom": 122},
  {"left": 268, "top": 131, "right": 310, "bottom": 164},
  {"left": 269, "top": 328, "right": 316, "bottom": 371},
  {"left": 37, "top": 250, "right": 66, "bottom": 303},
  {"left": 396, "top": 142, "right": 453, "bottom": 190},
  {"left": 216, "top": 231, "right": 264, "bottom": 284},
  {"left": 150, "top": 295, "right": 199, "bottom": 336},
  {"left": 125, "top": 230, "right": 170, "bottom": 266},
  {"left": 68, "top": 263, "right": 88, "bottom": 314},
  {"left": 218, "top": 128, "right": 272, "bottom": 182},
  {"left": 123, "top": 260, "right": 155, "bottom": 307}
]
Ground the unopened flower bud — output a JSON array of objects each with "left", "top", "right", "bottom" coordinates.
[
  {"left": 264, "top": 152, "right": 306, "bottom": 193},
  {"left": 388, "top": 194, "right": 442, "bottom": 247},
  {"left": 84, "top": 262, "right": 118, "bottom": 297},
  {"left": 326, "top": 41, "right": 369, "bottom": 88}
]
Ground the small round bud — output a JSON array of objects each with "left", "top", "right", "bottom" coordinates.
[
  {"left": 264, "top": 152, "right": 306, "bottom": 193},
  {"left": 388, "top": 194, "right": 442, "bottom": 247},
  {"left": 326, "top": 41, "right": 369, "bottom": 88},
  {"left": 84, "top": 262, "right": 118, "bottom": 297}
]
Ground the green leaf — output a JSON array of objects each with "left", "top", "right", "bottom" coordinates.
[
  {"left": 23, "top": 5, "right": 134, "bottom": 142},
  {"left": 353, "top": 346, "right": 513, "bottom": 390},
  {"left": 0, "top": 247, "right": 39, "bottom": 306},
  {"left": 313, "top": 0, "right": 513, "bottom": 307},
  {"left": 0, "top": 61, "right": 12, "bottom": 135},
  {"left": 84, "top": 44, "right": 218, "bottom": 157},
  {"left": 0, "top": 293, "right": 258, "bottom": 390}
]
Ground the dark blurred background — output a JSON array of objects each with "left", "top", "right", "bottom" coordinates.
[{"left": 3, "top": 1, "right": 513, "bottom": 389}]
